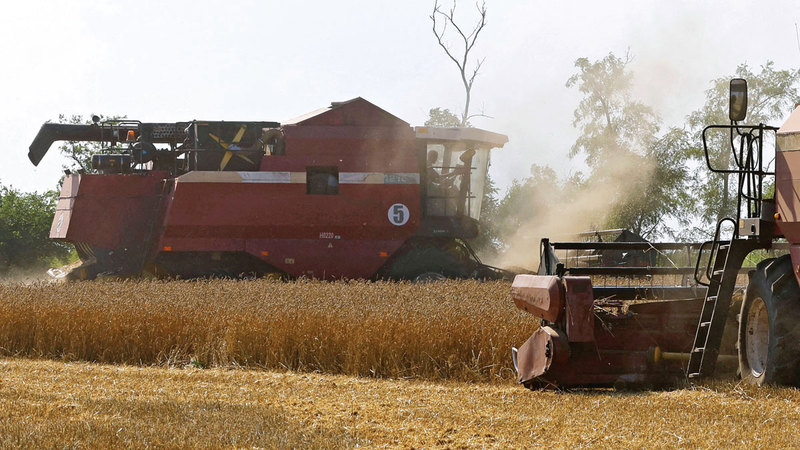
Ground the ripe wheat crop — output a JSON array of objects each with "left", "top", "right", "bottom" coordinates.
[{"left": 0, "top": 280, "right": 531, "bottom": 382}]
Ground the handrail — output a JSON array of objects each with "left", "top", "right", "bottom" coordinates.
[
  {"left": 701, "top": 124, "right": 777, "bottom": 175},
  {"left": 693, "top": 217, "right": 737, "bottom": 286},
  {"left": 551, "top": 242, "right": 702, "bottom": 250},
  {"left": 693, "top": 241, "right": 713, "bottom": 287}
]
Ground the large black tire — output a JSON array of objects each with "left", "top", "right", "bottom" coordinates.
[
  {"left": 386, "top": 246, "right": 468, "bottom": 280},
  {"left": 738, "top": 255, "right": 800, "bottom": 386}
]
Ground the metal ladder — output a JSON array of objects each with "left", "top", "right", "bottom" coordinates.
[
  {"left": 687, "top": 219, "right": 759, "bottom": 379},
  {"left": 687, "top": 121, "right": 778, "bottom": 379}
]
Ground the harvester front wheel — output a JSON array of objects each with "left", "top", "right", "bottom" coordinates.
[
  {"left": 738, "top": 255, "right": 800, "bottom": 386},
  {"left": 413, "top": 272, "right": 447, "bottom": 283},
  {"left": 385, "top": 246, "right": 468, "bottom": 281}
]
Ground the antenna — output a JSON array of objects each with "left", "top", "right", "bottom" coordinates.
[{"left": 796, "top": 22, "right": 800, "bottom": 61}]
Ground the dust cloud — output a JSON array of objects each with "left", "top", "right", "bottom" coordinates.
[
  {"left": 0, "top": 268, "right": 58, "bottom": 285},
  {"left": 491, "top": 150, "right": 655, "bottom": 272}
]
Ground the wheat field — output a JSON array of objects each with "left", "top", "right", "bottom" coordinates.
[
  {"left": 0, "top": 279, "right": 531, "bottom": 382},
  {"left": 4, "top": 280, "right": 800, "bottom": 447}
]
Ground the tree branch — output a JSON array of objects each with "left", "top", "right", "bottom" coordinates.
[
  {"left": 467, "top": 112, "right": 493, "bottom": 121},
  {"left": 430, "top": 0, "right": 488, "bottom": 127},
  {"left": 431, "top": 1, "right": 463, "bottom": 72}
]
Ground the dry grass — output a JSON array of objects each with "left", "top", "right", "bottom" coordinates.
[
  {"left": 2, "top": 358, "right": 800, "bottom": 448},
  {"left": 0, "top": 279, "right": 530, "bottom": 382}
]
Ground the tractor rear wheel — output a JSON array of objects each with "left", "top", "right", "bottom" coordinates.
[{"left": 738, "top": 255, "right": 800, "bottom": 386}]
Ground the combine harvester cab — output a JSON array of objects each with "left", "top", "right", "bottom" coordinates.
[
  {"left": 513, "top": 79, "right": 800, "bottom": 389},
  {"left": 29, "top": 99, "right": 508, "bottom": 280}
]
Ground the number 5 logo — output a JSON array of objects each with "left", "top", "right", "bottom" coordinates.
[{"left": 388, "top": 203, "right": 410, "bottom": 226}]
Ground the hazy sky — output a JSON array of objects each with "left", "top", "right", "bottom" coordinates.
[{"left": 2, "top": 0, "right": 799, "bottom": 194}]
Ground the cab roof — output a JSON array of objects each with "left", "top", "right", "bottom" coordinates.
[{"left": 414, "top": 126, "right": 508, "bottom": 149}]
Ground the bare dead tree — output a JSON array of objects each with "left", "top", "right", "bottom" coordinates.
[{"left": 431, "top": 0, "right": 488, "bottom": 127}]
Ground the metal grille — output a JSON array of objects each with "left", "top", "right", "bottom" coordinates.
[{"left": 151, "top": 123, "right": 188, "bottom": 140}]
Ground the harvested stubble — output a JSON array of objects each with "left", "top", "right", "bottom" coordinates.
[
  {"left": 4, "top": 358, "right": 800, "bottom": 448},
  {"left": 0, "top": 279, "right": 531, "bottom": 382}
]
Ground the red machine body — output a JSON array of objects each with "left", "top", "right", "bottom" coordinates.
[
  {"left": 510, "top": 84, "right": 800, "bottom": 389},
  {"left": 774, "top": 105, "right": 800, "bottom": 283},
  {"left": 511, "top": 274, "right": 712, "bottom": 389},
  {"left": 37, "top": 98, "right": 508, "bottom": 279}
]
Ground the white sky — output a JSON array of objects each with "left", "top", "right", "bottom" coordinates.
[{"left": 2, "top": 0, "right": 799, "bottom": 194}]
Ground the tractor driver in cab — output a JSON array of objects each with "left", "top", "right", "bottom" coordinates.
[
  {"left": 426, "top": 149, "right": 472, "bottom": 216},
  {"left": 426, "top": 149, "right": 466, "bottom": 187}
]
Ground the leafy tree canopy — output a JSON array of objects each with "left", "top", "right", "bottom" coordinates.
[
  {"left": 58, "top": 114, "right": 125, "bottom": 173},
  {"left": 566, "top": 52, "right": 691, "bottom": 239},
  {"left": 685, "top": 62, "right": 800, "bottom": 227},
  {"left": 424, "top": 107, "right": 467, "bottom": 128},
  {"left": 566, "top": 52, "right": 660, "bottom": 169},
  {"left": 0, "top": 182, "right": 70, "bottom": 273}
]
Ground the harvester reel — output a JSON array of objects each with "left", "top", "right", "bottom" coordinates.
[{"left": 738, "top": 254, "right": 800, "bottom": 386}]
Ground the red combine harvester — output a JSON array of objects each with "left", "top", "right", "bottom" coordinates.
[
  {"left": 29, "top": 98, "right": 508, "bottom": 280},
  {"left": 512, "top": 79, "right": 800, "bottom": 389}
]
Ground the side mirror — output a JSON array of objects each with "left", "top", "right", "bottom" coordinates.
[{"left": 729, "top": 78, "right": 748, "bottom": 122}]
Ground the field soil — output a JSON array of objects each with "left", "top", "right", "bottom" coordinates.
[{"left": 3, "top": 358, "right": 800, "bottom": 448}]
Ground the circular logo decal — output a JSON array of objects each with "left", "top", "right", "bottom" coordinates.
[{"left": 388, "top": 203, "right": 410, "bottom": 226}]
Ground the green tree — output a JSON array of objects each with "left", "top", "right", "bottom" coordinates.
[
  {"left": 685, "top": 62, "right": 800, "bottom": 228},
  {"left": 604, "top": 127, "right": 694, "bottom": 238},
  {"left": 58, "top": 114, "right": 125, "bottom": 173},
  {"left": 0, "top": 183, "right": 71, "bottom": 273},
  {"left": 566, "top": 52, "right": 691, "bottom": 238},
  {"left": 566, "top": 52, "right": 659, "bottom": 168},
  {"left": 424, "top": 107, "right": 466, "bottom": 128},
  {"left": 493, "top": 165, "right": 562, "bottom": 243}
]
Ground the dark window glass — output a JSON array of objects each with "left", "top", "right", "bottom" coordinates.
[{"left": 307, "top": 166, "right": 339, "bottom": 195}]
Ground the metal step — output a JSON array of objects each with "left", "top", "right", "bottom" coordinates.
[{"left": 687, "top": 239, "right": 762, "bottom": 380}]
